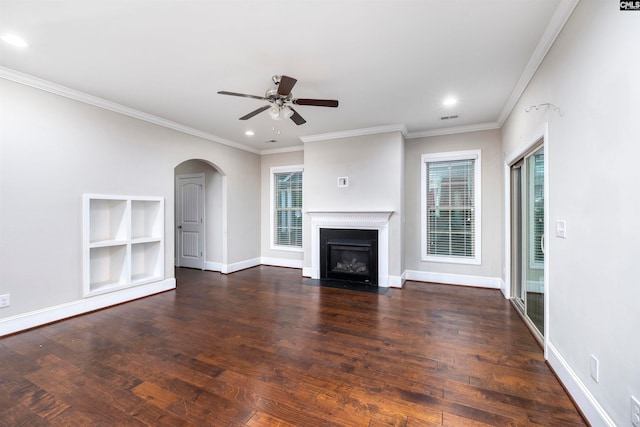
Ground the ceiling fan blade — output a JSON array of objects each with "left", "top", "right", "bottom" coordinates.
[
  {"left": 218, "top": 90, "right": 266, "bottom": 101},
  {"left": 289, "top": 107, "right": 306, "bottom": 125},
  {"left": 293, "top": 98, "right": 339, "bottom": 107},
  {"left": 278, "top": 75, "right": 297, "bottom": 96},
  {"left": 239, "top": 105, "right": 271, "bottom": 120}
]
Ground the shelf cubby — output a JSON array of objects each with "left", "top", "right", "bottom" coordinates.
[
  {"left": 89, "top": 245, "right": 128, "bottom": 291},
  {"left": 131, "top": 241, "right": 162, "bottom": 284},
  {"left": 89, "top": 198, "right": 127, "bottom": 244},
  {"left": 131, "top": 200, "right": 162, "bottom": 240}
]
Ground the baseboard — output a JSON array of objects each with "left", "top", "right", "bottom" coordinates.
[
  {"left": 405, "top": 270, "right": 502, "bottom": 289},
  {"left": 546, "top": 342, "right": 615, "bottom": 427},
  {"left": 205, "top": 259, "right": 269, "bottom": 274},
  {"left": 302, "top": 267, "right": 316, "bottom": 278},
  {"left": 221, "top": 257, "right": 261, "bottom": 274},
  {"left": 260, "top": 257, "right": 304, "bottom": 269},
  {"left": 388, "top": 271, "right": 406, "bottom": 288},
  {"left": 0, "top": 278, "right": 176, "bottom": 337},
  {"left": 207, "top": 258, "right": 304, "bottom": 273},
  {"left": 204, "top": 261, "right": 223, "bottom": 272},
  {"left": 500, "top": 277, "right": 509, "bottom": 299}
]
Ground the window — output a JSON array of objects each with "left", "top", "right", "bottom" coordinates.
[
  {"left": 271, "top": 166, "right": 303, "bottom": 250},
  {"left": 421, "top": 150, "right": 481, "bottom": 264}
]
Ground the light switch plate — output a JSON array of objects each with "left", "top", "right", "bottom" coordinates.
[
  {"left": 590, "top": 354, "right": 599, "bottom": 382},
  {"left": 556, "top": 220, "right": 567, "bottom": 238}
]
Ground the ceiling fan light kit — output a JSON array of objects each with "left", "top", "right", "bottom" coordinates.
[
  {"left": 217, "top": 75, "right": 339, "bottom": 126},
  {"left": 281, "top": 106, "right": 294, "bottom": 119},
  {"left": 268, "top": 106, "right": 281, "bottom": 120}
]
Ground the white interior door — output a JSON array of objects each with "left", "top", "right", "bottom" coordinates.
[{"left": 176, "top": 174, "right": 205, "bottom": 269}]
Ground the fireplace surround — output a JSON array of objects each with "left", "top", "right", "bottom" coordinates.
[{"left": 307, "top": 211, "right": 393, "bottom": 287}]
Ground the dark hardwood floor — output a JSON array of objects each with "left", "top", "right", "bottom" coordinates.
[{"left": 0, "top": 266, "right": 586, "bottom": 426}]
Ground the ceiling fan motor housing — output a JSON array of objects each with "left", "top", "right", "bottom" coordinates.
[{"left": 265, "top": 88, "right": 288, "bottom": 104}]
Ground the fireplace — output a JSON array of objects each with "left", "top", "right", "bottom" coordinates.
[
  {"left": 320, "top": 228, "right": 378, "bottom": 285},
  {"left": 307, "top": 211, "right": 393, "bottom": 287}
]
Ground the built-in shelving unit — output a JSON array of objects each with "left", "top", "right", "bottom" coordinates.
[{"left": 83, "top": 194, "right": 164, "bottom": 297}]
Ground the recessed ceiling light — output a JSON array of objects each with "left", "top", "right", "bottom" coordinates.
[
  {"left": 443, "top": 97, "right": 457, "bottom": 106},
  {"left": 245, "top": 130, "right": 254, "bottom": 136},
  {"left": 1, "top": 34, "right": 29, "bottom": 48}
]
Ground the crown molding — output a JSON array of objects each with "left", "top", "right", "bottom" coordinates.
[
  {"left": 260, "top": 145, "right": 305, "bottom": 155},
  {"left": 0, "top": 66, "right": 260, "bottom": 155},
  {"left": 497, "top": 0, "right": 580, "bottom": 126},
  {"left": 300, "top": 124, "right": 408, "bottom": 143},
  {"left": 406, "top": 122, "right": 500, "bottom": 139}
]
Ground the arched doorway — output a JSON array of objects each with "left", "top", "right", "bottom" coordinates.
[{"left": 174, "top": 159, "right": 226, "bottom": 271}]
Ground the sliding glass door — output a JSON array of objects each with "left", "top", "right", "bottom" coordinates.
[{"left": 511, "top": 144, "right": 545, "bottom": 339}]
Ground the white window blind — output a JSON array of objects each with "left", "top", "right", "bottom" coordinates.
[
  {"left": 422, "top": 151, "right": 481, "bottom": 264},
  {"left": 273, "top": 169, "right": 303, "bottom": 248}
]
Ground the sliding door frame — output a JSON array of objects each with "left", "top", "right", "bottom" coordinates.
[{"left": 503, "top": 123, "right": 550, "bottom": 357}]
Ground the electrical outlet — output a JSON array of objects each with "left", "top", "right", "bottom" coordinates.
[
  {"left": 632, "top": 395, "right": 640, "bottom": 427},
  {"left": 0, "top": 294, "right": 9, "bottom": 308}
]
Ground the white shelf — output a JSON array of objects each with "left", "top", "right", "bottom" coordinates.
[
  {"left": 83, "top": 194, "right": 164, "bottom": 297},
  {"left": 89, "top": 239, "right": 130, "bottom": 248},
  {"left": 130, "top": 236, "right": 162, "bottom": 245}
]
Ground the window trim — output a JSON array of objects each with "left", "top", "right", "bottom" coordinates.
[
  {"left": 421, "top": 150, "right": 481, "bottom": 265},
  {"left": 270, "top": 165, "right": 304, "bottom": 252}
]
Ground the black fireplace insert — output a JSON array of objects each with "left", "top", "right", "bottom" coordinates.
[{"left": 320, "top": 228, "right": 378, "bottom": 285}]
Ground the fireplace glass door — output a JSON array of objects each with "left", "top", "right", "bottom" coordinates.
[{"left": 329, "top": 244, "right": 371, "bottom": 279}]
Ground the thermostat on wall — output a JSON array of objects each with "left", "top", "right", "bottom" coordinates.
[{"left": 337, "top": 177, "right": 349, "bottom": 187}]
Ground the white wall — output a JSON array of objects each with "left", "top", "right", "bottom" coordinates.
[
  {"left": 303, "top": 131, "right": 405, "bottom": 279},
  {"left": 0, "top": 78, "right": 260, "bottom": 325},
  {"left": 404, "top": 130, "right": 504, "bottom": 287},
  {"left": 260, "top": 150, "right": 305, "bottom": 267},
  {"left": 501, "top": 1, "right": 640, "bottom": 424}
]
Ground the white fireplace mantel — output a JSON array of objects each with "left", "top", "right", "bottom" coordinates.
[{"left": 307, "top": 211, "right": 394, "bottom": 287}]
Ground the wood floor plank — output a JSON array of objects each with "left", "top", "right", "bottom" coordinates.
[
  {"left": 245, "top": 411, "right": 298, "bottom": 427},
  {"left": 131, "top": 381, "right": 180, "bottom": 410},
  {"left": 0, "top": 266, "right": 586, "bottom": 426}
]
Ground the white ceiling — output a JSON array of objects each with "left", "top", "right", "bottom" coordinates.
[{"left": 0, "top": 0, "right": 574, "bottom": 153}]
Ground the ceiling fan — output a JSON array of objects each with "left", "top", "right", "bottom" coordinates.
[{"left": 217, "top": 75, "right": 339, "bottom": 125}]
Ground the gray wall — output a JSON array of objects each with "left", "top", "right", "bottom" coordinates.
[
  {"left": 0, "top": 78, "right": 260, "bottom": 318},
  {"left": 501, "top": 1, "right": 640, "bottom": 424},
  {"left": 404, "top": 129, "right": 504, "bottom": 281},
  {"left": 303, "top": 131, "right": 405, "bottom": 279}
]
